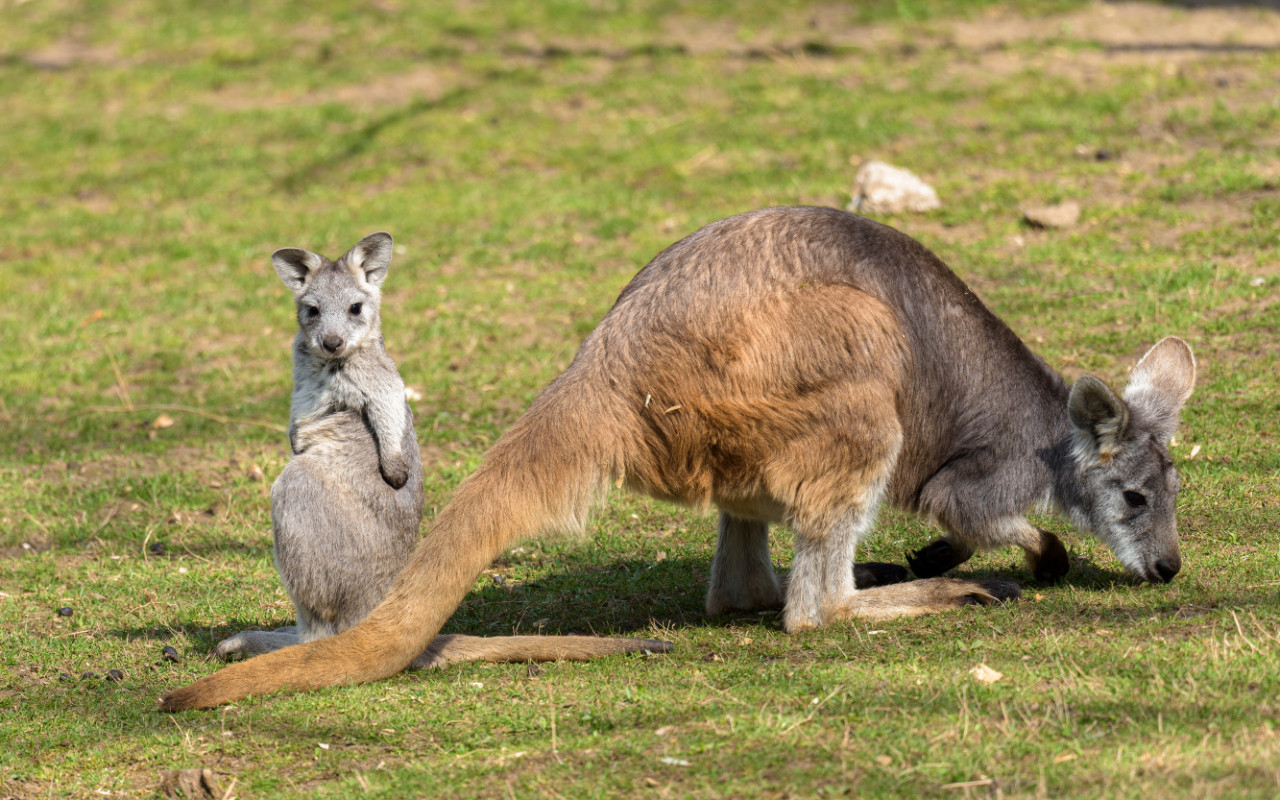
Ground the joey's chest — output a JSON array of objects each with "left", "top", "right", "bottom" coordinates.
[{"left": 291, "top": 360, "right": 366, "bottom": 419}]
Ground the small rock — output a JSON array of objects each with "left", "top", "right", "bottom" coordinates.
[
  {"left": 849, "top": 160, "right": 941, "bottom": 215},
  {"left": 162, "top": 646, "right": 181, "bottom": 663},
  {"left": 1023, "top": 201, "right": 1081, "bottom": 229},
  {"left": 106, "top": 669, "right": 125, "bottom": 681},
  {"left": 159, "top": 769, "right": 221, "bottom": 800},
  {"left": 57, "top": 606, "right": 73, "bottom": 618}
]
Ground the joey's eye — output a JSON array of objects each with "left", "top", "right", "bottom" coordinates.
[
  {"left": 1123, "top": 490, "right": 1147, "bottom": 508},
  {"left": 304, "top": 305, "right": 320, "bottom": 318},
  {"left": 349, "top": 303, "right": 362, "bottom": 315}
]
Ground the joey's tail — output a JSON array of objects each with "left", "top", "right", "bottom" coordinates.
[{"left": 161, "top": 385, "right": 638, "bottom": 711}]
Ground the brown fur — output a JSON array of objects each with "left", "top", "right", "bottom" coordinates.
[{"left": 161, "top": 208, "right": 1188, "bottom": 710}]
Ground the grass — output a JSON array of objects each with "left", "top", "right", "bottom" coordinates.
[{"left": 2, "top": 0, "right": 1279, "bottom": 797}]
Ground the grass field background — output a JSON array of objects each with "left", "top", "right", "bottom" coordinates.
[{"left": 1, "top": 1, "right": 1278, "bottom": 797}]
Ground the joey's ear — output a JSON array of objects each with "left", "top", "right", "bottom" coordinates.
[
  {"left": 272, "top": 248, "right": 325, "bottom": 292},
  {"left": 1069, "top": 375, "right": 1129, "bottom": 462},
  {"left": 344, "top": 232, "right": 394, "bottom": 288},
  {"left": 1123, "top": 337, "right": 1196, "bottom": 441}
]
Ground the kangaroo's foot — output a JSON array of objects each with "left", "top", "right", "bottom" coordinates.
[
  {"left": 410, "top": 633, "right": 673, "bottom": 670},
  {"left": 785, "top": 577, "right": 1021, "bottom": 632}
]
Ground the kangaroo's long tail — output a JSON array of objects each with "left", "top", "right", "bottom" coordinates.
[{"left": 161, "top": 385, "right": 638, "bottom": 711}]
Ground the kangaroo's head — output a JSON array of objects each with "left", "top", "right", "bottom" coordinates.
[
  {"left": 272, "top": 232, "right": 394, "bottom": 361},
  {"left": 1066, "top": 337, "right": 1196, "bottom": 583}
]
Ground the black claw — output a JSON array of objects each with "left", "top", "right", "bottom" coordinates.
[{"left": 981, "top": 578, "right": 1022, "bottom": 603}]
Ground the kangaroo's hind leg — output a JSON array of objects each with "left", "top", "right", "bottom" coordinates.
[
  {"left": 707, "top": 512, "right": 910, "bottom": 621},
  {"left": 706, "top": 513, "right": 784, "bottom": 616}
]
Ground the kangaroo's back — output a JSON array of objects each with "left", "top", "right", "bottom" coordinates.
[{"left": 577, "top": 207, "right": 1066, "bottom": 512}]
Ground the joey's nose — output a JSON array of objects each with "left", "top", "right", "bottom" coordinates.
[
  {"left": 322, "top": 334, "right": 344, "bottom": 354},
  {"left": 1152, "top": 557, "right": 1181, "bottom": 583}
]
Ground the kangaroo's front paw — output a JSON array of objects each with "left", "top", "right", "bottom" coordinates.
[
  {"left": 1029, "top": 528, "right": 1069, "bottom": 583},
  {"left": 380, "top": 455, "right": 410, "bottom": 490},
  {"left": 853, "top": 561, "right": 909, "bottom": 588},
  {"left": 906, "top": 538, "right": 974, "bottom": 578}
]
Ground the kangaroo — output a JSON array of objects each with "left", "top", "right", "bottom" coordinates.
[
  {"left": 162, "top": 207, "right": 1195, "bottom": 710},
  {"left": 213, "top": 233, "right": 671, "bottom": 668}
]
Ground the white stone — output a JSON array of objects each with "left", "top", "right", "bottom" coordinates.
[{"left": 849, "top": 160, "right": 942, "bottom": 214}]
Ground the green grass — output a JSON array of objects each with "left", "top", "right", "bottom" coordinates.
[{"left": 2, "top": 0, "right": 1279, "bottom": 797}]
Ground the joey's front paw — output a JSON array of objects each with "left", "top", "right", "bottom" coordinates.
[{"left": 380, "top": 455, "right": 410, "bottom": 490}]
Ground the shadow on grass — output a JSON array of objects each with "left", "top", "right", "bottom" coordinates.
[{"left": 124, "top": 550, "right": 1215, "bottom": 649}]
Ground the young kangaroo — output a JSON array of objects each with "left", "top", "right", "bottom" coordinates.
[
  {"left": 213, "top": 233, "right": 670, "bottom": 668},
  {"left": 163, "top": 207, "right": 1195, "bottom": 710}
]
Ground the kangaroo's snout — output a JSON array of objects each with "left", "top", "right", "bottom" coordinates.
[
  {"left": 1150, "top": 556, "right": 1181, "bottom": 584},
  {"left": 322, "top": 334, "right": 345, "bottom": 354}
]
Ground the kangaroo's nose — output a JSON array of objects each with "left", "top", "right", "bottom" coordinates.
[
  {"left": 1152, "top": 557, "right": 1181, "bottom": 583},
  {"left": 322, "top": 334, "right": 344, "bottom": 354}
]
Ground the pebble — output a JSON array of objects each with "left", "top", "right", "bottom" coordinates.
[
  {"left": 1023, "top": 201, "right": 1081, "bottom": 229},
  {"left": 57, "top": 606, "right": 73, "bottom": 618},
  {"left": 849, "top": 160, "right": 941, "bottom": 215}
]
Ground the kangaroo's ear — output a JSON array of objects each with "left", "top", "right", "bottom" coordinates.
[
  {"left": 272, "top": 248, "right": 325, "bottom": 292},
  {"left": 1069, "top": 375, "right": 1129, "bottom": 463},
  {"left": 1123, "top": 336, "right": 1196, "bottom": 442},
  {"left": 344, "top": 232, "right": 394, "bottom": 288}
]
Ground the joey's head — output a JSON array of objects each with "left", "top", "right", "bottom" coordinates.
[
  {"left": 1065, "top": 337, "right": 1196, "bottom": 584},
  {"left": 272, "top": 232, "right": 394, "bottom": 361}
]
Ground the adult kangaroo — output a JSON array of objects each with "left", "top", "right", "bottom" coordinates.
[{"left": 162, "top": 207, "right": 1195, "bottom": 710}]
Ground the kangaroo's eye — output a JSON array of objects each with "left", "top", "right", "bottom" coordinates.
[
  {"left": 349, "top": 303, "right": 362, "bottom": 316},
  {"left": 304, "top": 305, "right": 320, "bottom": 318},
  {"left": 1123, "top": 490, "right": 1147, "bottom": 508}
]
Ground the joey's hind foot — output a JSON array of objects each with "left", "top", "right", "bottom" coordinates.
[
  {"left": 853, "top": 561, "right": 909, "bottom": 588},
  {"left": 906, "top": 538, "right": 975, "bottom": 578}
]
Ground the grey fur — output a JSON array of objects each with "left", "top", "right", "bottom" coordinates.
[
  {"left": 215, "top": 235, "right": 424, "bottom": 661},
  {"left": 273, "top": 231, "right": 410, "bottom": 490}
]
